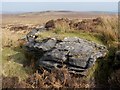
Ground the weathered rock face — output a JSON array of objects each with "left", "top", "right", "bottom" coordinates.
[{"left": 24, "top": 30, "right": 107, "bottom": 75}]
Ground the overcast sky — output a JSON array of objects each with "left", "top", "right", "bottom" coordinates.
[{"left": 1, "top": 2, "right": 118, "bottom": 13}]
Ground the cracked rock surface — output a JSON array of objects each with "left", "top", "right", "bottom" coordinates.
[{"left": 24, "top": 29, "right": 107, "bottom": 75}]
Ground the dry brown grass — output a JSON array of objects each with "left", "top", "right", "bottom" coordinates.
[
  {"left": 2, "top": 28, "right": 33, "bottom": 81},
  {"left": 94, "top": 16, "right": 118, "bottom": 45},
  {"left": 2, "top": 67, "right": 92, "bottom": 88},
  {"left": 2, "top": 28, "right": 29, "bottom": 47},
  {"left": 1, "top": 12, "right": 119, "bottom": 88},
  {"left": 2, "top": 11, "right": 113, "bottom": 25}
]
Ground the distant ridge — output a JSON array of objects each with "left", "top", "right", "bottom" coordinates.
[{"left": 1, "top": 10, "right": 118, "bottom": 15}]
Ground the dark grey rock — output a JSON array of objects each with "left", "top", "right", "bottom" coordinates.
[
  {"left": 34, "top": 38, "right": 57, "bottom": 51},
  {"left": 115, "top": 51, "right": 120, "bottom": 61},
  {"left": 26, "top": 27, "right": 46, "bottom": 42},
  {"left": 24, "top": 30, "right": 107, "bottom": 75}
]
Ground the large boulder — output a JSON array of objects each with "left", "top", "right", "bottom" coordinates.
[{"left": 24, "top": 30, "right": 107, "bottom": 75}]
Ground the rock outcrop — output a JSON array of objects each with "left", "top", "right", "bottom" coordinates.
[{"left": 24, "top": 29, "right": 107, "bottom": 75}]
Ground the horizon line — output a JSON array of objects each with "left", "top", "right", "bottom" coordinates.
[{"left": 1, "top": 10, "right": 118, "bottom": 14}]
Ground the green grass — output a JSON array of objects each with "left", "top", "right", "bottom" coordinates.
[
  {"left": 37, "top": 30, "right": 103, "bottom": 44},
  {"left": 2, "top": 16, "right": 119, "bottom": 87},
  {"left": 94, "top": 59, "right": 113, "bottom": 85},
  {"left": 2, "top": 47, "right": 33, "bottom": 81},
  {"left": 86, "top": 62, "right": 98, "bottom": 80},
  {"left": 37, "top": 16, "right": 119, "bottom": 46}
]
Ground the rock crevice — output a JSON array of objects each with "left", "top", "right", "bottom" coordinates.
[{"left": 24, "top": 30, "right": 107, "bottom": 75}]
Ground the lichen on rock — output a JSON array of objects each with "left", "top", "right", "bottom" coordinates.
[{"left": 24, "top": 29, "right": 108, "bottom": 75}]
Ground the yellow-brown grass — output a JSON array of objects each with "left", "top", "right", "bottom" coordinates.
[{"left": 1, "top": 12, "right": 119, "bottom": 88}]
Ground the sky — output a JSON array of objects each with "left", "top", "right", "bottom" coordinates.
[
  {"left": 1, "top": 0, "right": 119, "bottom": 2},
  {"left": 1, "top": 2, "right": 118, "bottom": 14}
]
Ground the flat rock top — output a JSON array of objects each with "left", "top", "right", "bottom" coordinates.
[{"left": 24, "top": 31, "right": 107, "bottom": 75}]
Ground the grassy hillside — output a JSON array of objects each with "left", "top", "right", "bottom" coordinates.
[{"left": 1, "top": 13, "right": 120, "bottom": 88}]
